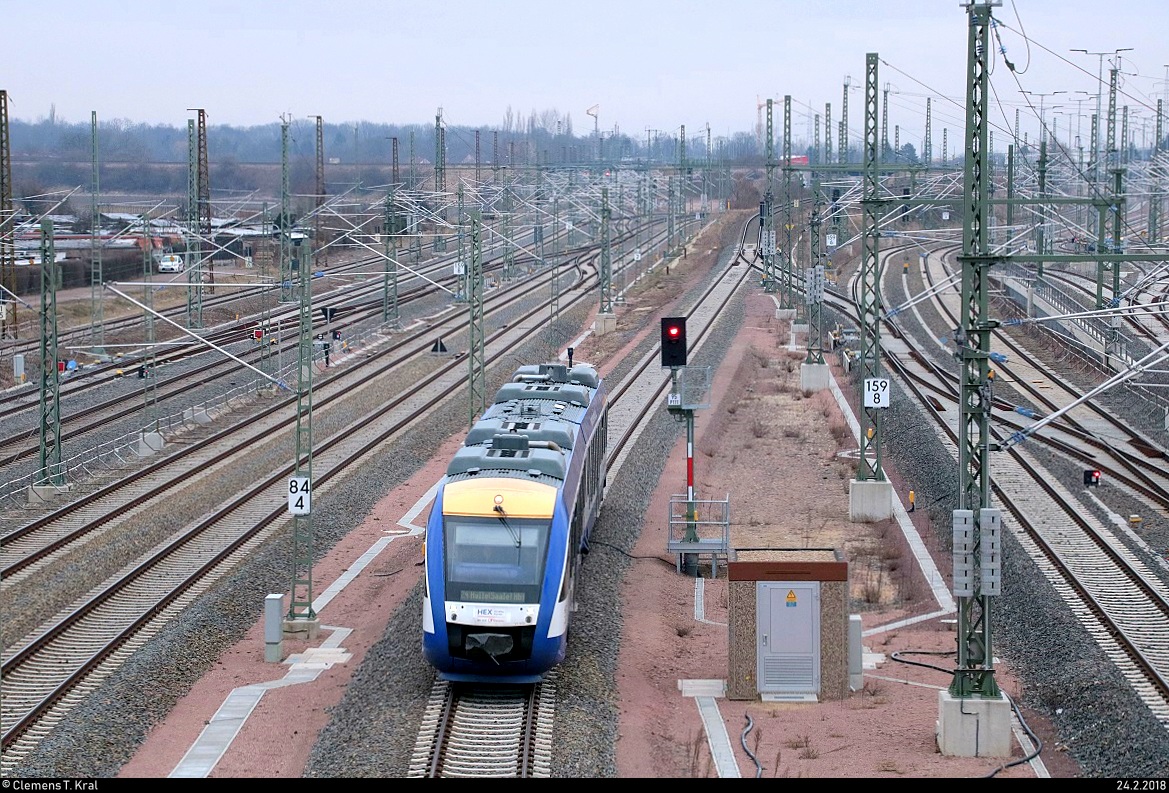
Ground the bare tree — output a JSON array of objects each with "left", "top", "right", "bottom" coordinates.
[{"left": 538, "top": 108, "right": 560, "bottom": 134}]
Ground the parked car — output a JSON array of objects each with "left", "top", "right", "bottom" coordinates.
[{"left": 158, "top": 254, "right": 184, "bottom": 273}]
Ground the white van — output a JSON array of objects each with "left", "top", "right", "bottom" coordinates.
[{"left": 158, "top": 254, "right": 184, "bottom": 273}]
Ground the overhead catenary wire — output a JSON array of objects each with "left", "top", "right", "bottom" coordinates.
[{"left": 986, "top": 11, "right": 1166, "bottom": 262}]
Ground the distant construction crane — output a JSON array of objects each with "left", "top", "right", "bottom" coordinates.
[{"left": 586, "top": 104, "right": 600, "bottom": 161}]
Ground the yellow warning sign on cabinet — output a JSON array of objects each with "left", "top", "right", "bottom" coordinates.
[{"left": 786, "top": 590, "right": 797, "bottom": 607}]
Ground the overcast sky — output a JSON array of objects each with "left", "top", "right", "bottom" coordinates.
[{"left": 7, "top": 0, "right": 1169, "bottom": 148}]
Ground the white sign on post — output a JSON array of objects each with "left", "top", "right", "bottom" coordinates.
[
  {"left": 826, "top": 233, "right": 838, "bottom": 248},
  {"left": 633, "top": 248, "right": 642, "bottom": 262},
  {"left": 863, "top": 378, "right": 890, "bottom": 408},
  {"left": 288, "top": 476, "right": 311, "bottom": 515},
  {"left": 566, "top": 221, "right": 574, "bottom": 231}
]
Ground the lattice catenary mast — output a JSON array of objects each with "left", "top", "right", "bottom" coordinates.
[{"left": 0, "top": 90, "right": 16, "bottom": 340}]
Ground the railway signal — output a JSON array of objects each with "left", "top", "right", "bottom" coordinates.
[
  {"left": 1083, "top": 469, "right": 1101, "bottom": 488},
  {"left": 661, "top": 317, "right": 687, "bottom": 368}
]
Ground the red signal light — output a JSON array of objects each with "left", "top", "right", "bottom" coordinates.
[{"left": 661, "top": 316, "right": 687, "bottom": 367}]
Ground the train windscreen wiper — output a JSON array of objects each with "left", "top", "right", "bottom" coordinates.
[{"left": 493, "top": 504, "right": 522, "bottom": 548}]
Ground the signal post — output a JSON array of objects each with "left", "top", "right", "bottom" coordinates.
[
  {"left": 663, "top": 316, "right": 697, "bottom": 575},
  {"left": 661, "top": 317, "right": 727, "bottom": 577}
]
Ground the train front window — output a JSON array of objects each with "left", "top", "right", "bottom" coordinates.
[{"left": 444, "top": 516, "right": 550, "bottom": 604}]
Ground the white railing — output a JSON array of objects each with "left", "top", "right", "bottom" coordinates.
[{"left": 666, "top": 492, "right": 731, "bottom": 578}]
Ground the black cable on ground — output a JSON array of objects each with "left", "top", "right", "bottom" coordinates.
[
  {"left": 890, "top": 648, "right": 955, "bottom": 674},
  {"left": 985, "top": 692, "right": 1044, "bottom": 778},
  {"left": 890, "top": 650, "right": 1045, "bottom": 776},
  {"left": 741, "top": 714, "right": 762, "bottom": 778},
  {"left": 587, "top": 539, "right": 676, "bottom": 567}
]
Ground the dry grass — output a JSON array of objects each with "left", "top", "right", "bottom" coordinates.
[
  {"left": 686, "top": 729, "right": 714, "bottom": 778},
  {"left": 798, "top": 744, "right": 820, "bottom": 760},
  {"left": 696, "top": 345, "right": 763, "bottom": 458},
  {"left": 710, "top": 333, "right": 919, "bottom": 608}
]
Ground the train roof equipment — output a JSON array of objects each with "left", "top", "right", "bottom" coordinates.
[
  {"left": 492, "top": 381, "right": 591, "bottom": 408},
  {"left": 484, "top": 362, "right": 599, "bottom": 423},
  {"left": 510, "top": 362, "right": 600, "bottom": 389},
  {"left": 445, "top": 438, "right": 567, "bottom": 482},
  {"left": 465, "top": 416, "right": 576, "bottom": 450},
  {"left": 446, "top": 362, "right": 601, "bottom": 485}
]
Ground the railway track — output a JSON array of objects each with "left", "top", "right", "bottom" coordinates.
[
  {"left": 820, "top": 242, "right": 1169, "bottom": 734},
  {"left": 405, "top": 225, "right": 753, "bottom": 777},
  {"left": 0, "top": 219, "right": 682, "bottom": 507},
  {"left": 0, "top": 263, "right": 590, "bottom": 763},
  {"left": 0, "top": 223, "right": 659, "bottom": 467},
  {"left": 408, "top": 676, "right": 556, "bottom": 778},
  {"left": 0, "top": 215, "right": 703, "bottom": 768},
  {"left": 912, "top": 249, "right": 1169, "bottom": 507},
  {"left": 883, "top": 318, "right": 1169, "bottom": 729}
]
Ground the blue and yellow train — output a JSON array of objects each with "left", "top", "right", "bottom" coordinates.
[{"left": 422, "top": 360, "right": 608, "bottom": 683}]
